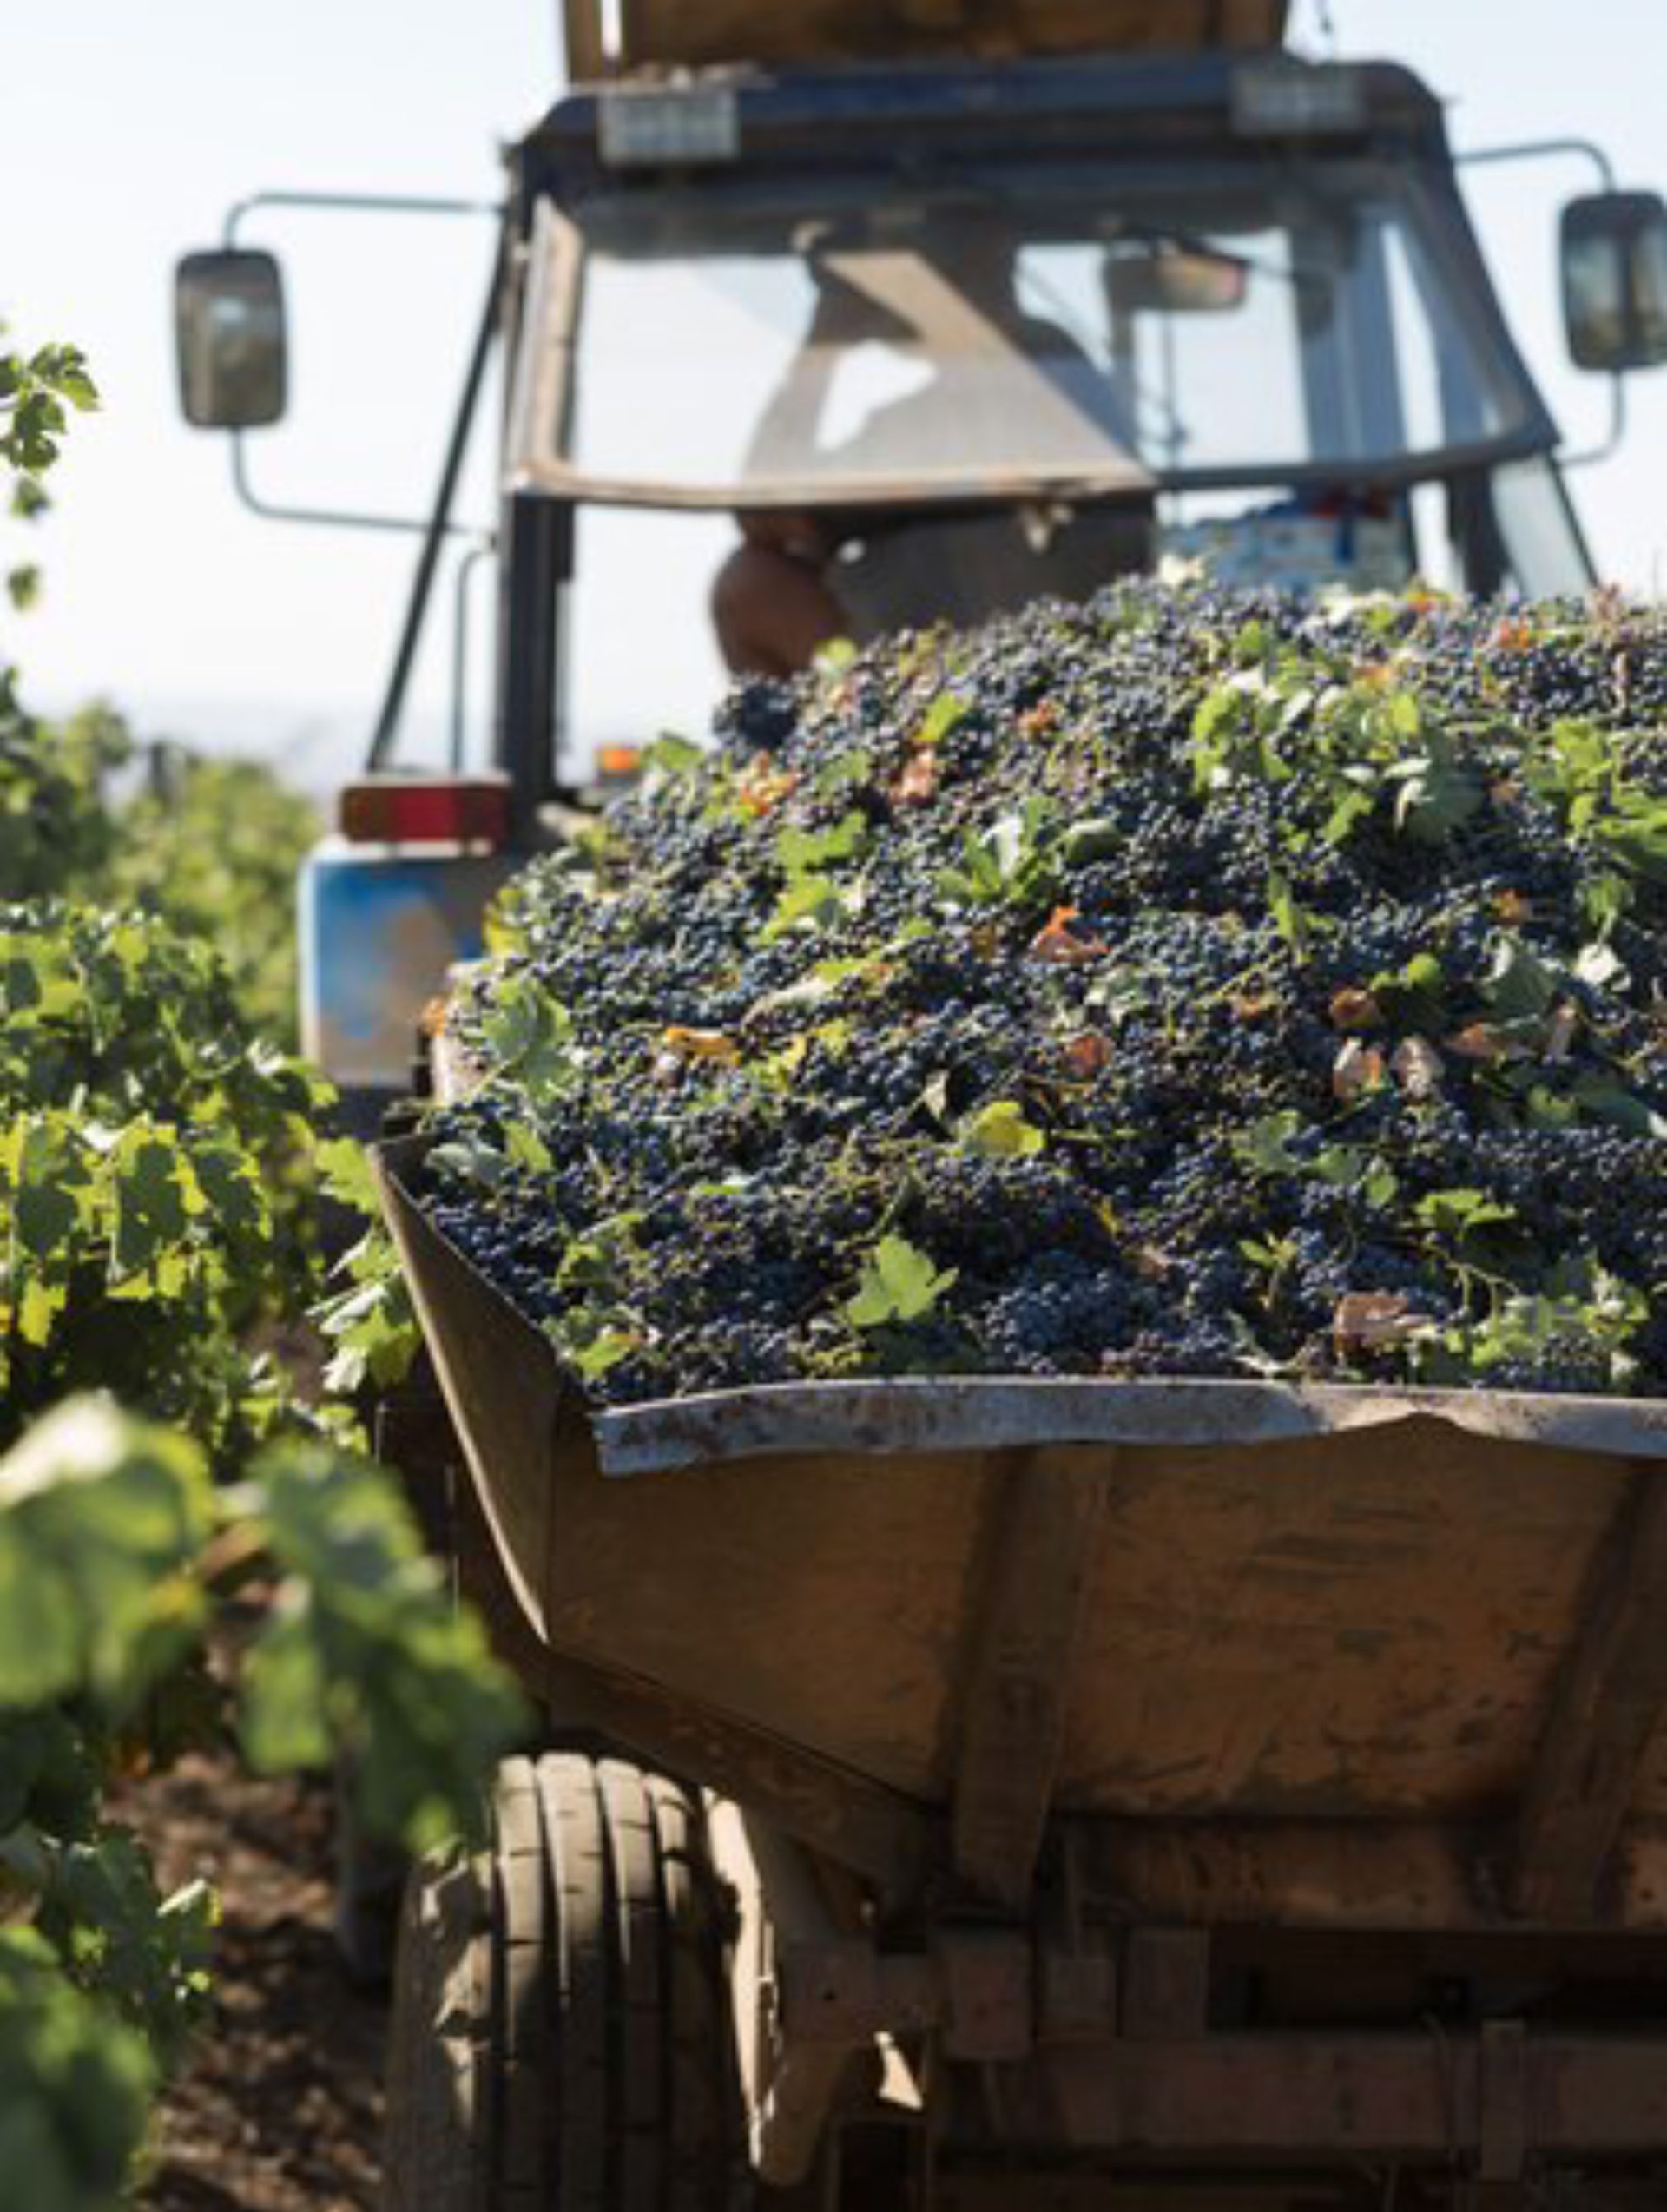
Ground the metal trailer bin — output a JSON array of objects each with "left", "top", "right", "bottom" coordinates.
[{"left": 376, "top": 1133, "right": 1667, "bottom": 2211}]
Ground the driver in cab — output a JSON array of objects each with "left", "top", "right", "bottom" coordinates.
[{"left": 712, "top": 216, "right": 1155, "bottom": 675}]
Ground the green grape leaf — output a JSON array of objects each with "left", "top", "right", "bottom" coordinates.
[
  {"left": 12, "top": 1116, "right": 84, "bottom": 1259},
  {"left": 39, "top": 1832, "right": 214, "bottom": 2068},
  {"left": 765, "top": 872, "right": 847, "bottom": 939},
  {"left": 314, "top": 1254, "right": 420, "bottom": 1396},
  {"left": 564, "top": 1321, "right": 640, "bottom": 1382},
  {"left": 15, "top": 1277, "right": 64, "bottom": 1348},
  {"left": 775, "top": 812, "right": 867, "bottom": 881},
  {"left": 1485, "top": 937, "right": 1560, "bottom": 1024},
  {"left": 1061, "top": 817, "right": 1123, "bottom": 868},
  {"left": 814, "top": 747, "right": 872, "bottom": 796},
  {"left": 642, "top": 733, "right": 703, "bottom": 779},
  {"left": 1370, "top": 951, "right": 1447, "bottom": 1033},
  {"left": 0, "top": 1401, "right": 213, "bottom": 1715},
  {"left": 916, "top": 690, "right": 970, "bottom": 749},
  {"left": 1414, "top": 1188, "right": 1517, "bottom": 1237},
  {"left": 1235, "top": 1110, "right": 1305, "bottom": 1178},
  {"left": 478, "top": 974, "right": 574, "bottom": 1094},
  {"left": 188, "top": 1141, "right": 266, "bottom": 1241},
  {"left": 847, "top": 1236, "right": 958, "bottom": 1329},
  {"left": 1572, "top": 1076, "right": 1667, "bottom": 1138},
  {"left": 1268, "top": 872, "right": 1313, "bottom": 958},
  {"left": 109, "top": 1128, "right": 189, "bottom": 1283},
  {"left": 238, "top": 1441, "right": 525, "bottom": 1853},
  {"left": 960, "top": 1100, "right": 1045, "bottom": 1159},
  {"left": 1385, "top": 736, "right": 1484, "bottom": 844},
  {"left": 0, "top": 1926, "right": 155, "bottom": 2209},
  {"left": 315, "top": 1136, "right": 379, "bottom": 1215}
]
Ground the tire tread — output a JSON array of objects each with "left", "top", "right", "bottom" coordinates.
[{"left": 384, "top": 1752, "right": 736, "bottom": 2211}]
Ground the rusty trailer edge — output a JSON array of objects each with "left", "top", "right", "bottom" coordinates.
[{"left": 594, "top": 1375, "right": 1667, "bottom": 1479}]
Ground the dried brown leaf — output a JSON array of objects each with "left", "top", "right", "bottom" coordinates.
[
  {"left": 1030, "top": 905, "right": 1108, "bottom": 967},
  {"left": 1332, "top": 1039, "right": 1386, "bottom": 1102},
  {"left": 1444, "top": 1024, "right": 1523, "bottom": 1065},
  {"left": 737, "top": 754, "right": 797, "bottom": 817},
  {"left": 1545, "top": 1001, "right": 1580, "bottom": 1063},
  {"left": 662, "top": 1026, "right": 741, "bottom": 1066},
  {"left": 1332, "top": 1291, "right": 1429, "bottom": 1358},
  {"left": 891, "top": 746, "right": 941, "bottom": 808},
  {"left": 1063, "top": 1030, "right": 1114, "bottom": 1077},
  {"left": 1391, "top": 1035, "right": 1445, "bottom": 1100},
  {"left": 1329, "top": 988, "right": 1384, "bottom": 1033}
]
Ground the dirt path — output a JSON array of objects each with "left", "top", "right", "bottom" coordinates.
[{"left": 123, "top": 1754, "right": 388, "bottom": 2211}]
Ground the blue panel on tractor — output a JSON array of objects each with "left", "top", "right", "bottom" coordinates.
[{"left": 299, "top": 835, "right": 518, "bottom": 1091}]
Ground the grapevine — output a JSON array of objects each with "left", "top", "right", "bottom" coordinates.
[{"left": 0, "top": 328, "right": 519, "bottom": 2208}]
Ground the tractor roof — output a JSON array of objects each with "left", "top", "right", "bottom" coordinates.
[{"left": 560, "top": 0, "right": 1288, "bottom": 82}]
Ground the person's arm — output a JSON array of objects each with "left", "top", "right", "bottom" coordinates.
[{"left": 735, "top": 509, "right": 834, "bottom": 563}]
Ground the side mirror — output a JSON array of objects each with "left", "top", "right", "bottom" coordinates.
[
  {"left": 1560, "top": 192, "right": 1667, "bottom": 373},
  {"left": 174, "top": 249, "right": 288, "bottom": 429},
  {"left": 1104, "top": 244, "right": 1249, "bottom": 319}
]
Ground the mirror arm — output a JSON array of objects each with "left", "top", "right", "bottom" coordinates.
[
  {"left": 1561, "top": 372, "right": 1628, "bottom": 473},
  {"left": 1459, "top": 140, "right": 1641, "bottom": 457},
  {"left": 221, "top": 188, "right": 502, "bottom": 249},
  {"left": 218, "top": 188, "right": 503, "bottom": 538},
  {"left": 449, "top": 539, "right": 498, "bottom": 774},
  {"left": 1458, "top": 136, "right": 1618, "bottom": 194},
  {"left": 227, "top": 434, "right": 478, "bottom": 537}
]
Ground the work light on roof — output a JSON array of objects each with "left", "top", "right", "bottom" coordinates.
[
  {"left": 1231, "top": 57, "right": 1369, "bottom": 139},
  {"left": 597, "top": 83, "right": 741, "bottom": 168}
]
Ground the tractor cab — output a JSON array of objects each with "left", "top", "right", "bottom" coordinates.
[
  {"left": 528, "top": 54, "right": 1582, "bottom": 634},
  {"left": 174, "top": 0, "right": 1667, "bottom": 1126}
]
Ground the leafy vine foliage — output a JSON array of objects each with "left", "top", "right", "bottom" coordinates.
[
  {"left": 3, "top": 335, "right": 320, "bottom": 1040},
  {"left": 0, "top": 695, "right": 320, "bottom": 1043},
  {"left": 0, "top": 346, "right": 520, "bottom": 2208},
  {"left": 0, "top": 338, "right": 97, "bottom": 616},
  {"left": 0, "top": 906, "right": 325, "bottom": 1445}
]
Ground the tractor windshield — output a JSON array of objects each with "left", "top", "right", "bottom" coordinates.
[{"left": 521, "top": 160, "right": 1552, "bottom": 509}]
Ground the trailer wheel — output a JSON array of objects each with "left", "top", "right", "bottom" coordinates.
[{"left": 383, "top": 1753, "right": 738, "bottom": 2211}]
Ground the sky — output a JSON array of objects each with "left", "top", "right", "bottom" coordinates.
[{"left": 5, "top": 0, "right": 1667, "bottom": 786}]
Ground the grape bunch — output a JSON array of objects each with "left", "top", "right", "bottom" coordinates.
[{"left": 415, "top": 582, "right": 1667, "bottom": 1406}]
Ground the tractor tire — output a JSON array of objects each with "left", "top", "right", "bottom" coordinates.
[{"left": 382, "top": 1753, "right": 738, "bottom": 2212}]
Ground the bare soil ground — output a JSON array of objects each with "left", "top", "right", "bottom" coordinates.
[{"left": 122, "top": 1753, "right": 389, "bottom": 2212}]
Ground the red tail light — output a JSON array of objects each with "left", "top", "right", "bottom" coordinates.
[{"left": 339, "top": 776, "right": 511, "bottom": 846}]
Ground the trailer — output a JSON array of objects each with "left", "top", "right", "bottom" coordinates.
[{"left": 375, "top": 1133, "right": 1667, "bottom": 2210}]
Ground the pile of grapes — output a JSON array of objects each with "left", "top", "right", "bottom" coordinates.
[{"left": 417, "top": 583, "right": 1667, "bottom": 1406}]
